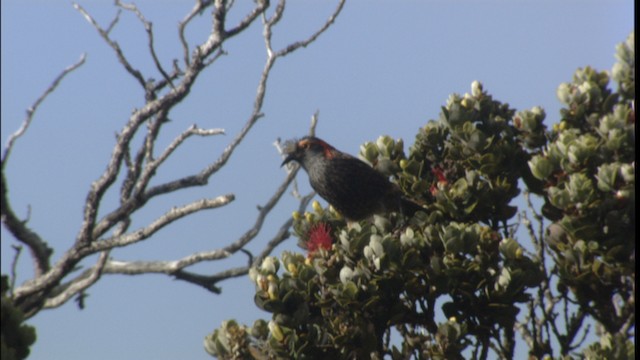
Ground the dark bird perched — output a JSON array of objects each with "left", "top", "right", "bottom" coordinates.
[{"left": 281, "top": 136, "right": 423, "bottom": 221}]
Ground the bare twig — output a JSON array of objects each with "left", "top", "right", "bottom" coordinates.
[
  {"left": 1, "top": 53, "right": 86, "bottom": 167},
  {"left": 188, "top": 110, "right": 318, "bottom": 289},
  {"left": 1, "top": 175, "right": 53, "bottom": 280},
  {"left": 72, "top": 3, "right": 184, "bottom": 253},
  {"left": 116, "top": 0, "right": 175, "bottom": 89},
  {"left": 43, "top": 250, "right": 110, "bottom": 309},
  {"left": 1, "top": 55, "right": 85, "bottom": 278},
  {"left": 91, "top": 195, "right": 235, "bottom": 251},
  {"left": 178, "top": 0, "right": 213, "bottom": 65},
  {"left": 12, "top": 195, "right": 233, "bottom": 302},
  {"left": 73, "top": 0, "right": 255, "bottom": 247},
  {"left": 45, "top": 149, "right": 313, "bottom": 297},
  {"left": 274, "top": 0, "right": 345, "bottom": 58},
  {"left": 217, "top": 168, "right": 299, "bottom": 257},
  {"left": 73, "top": 3, "right": 146, "bottom": 88},
  {"left": 105, "top": 9, "right": 122, "bottom": 34},
  {"left": 9, "top": 245, "right": 23, "bottom": 296},
  {"left": 172, "top": 270, "right": 223, "bottom": 294},
  {"left": 224, "top": 0, "right": 269, "bottom": 38},
  {"left": 196, "top": 0, "right": 267, "bottom": 63},
  {"left": 134, "top": 125, "right": 225, "bottom": 196},
  {"left": 253, "top": 191, "right": 315, "bottom": 265},
  {"left": 95, "top": 183, "right": 312, "bottom": 295},
  {"left": 91, "top": 123, "right": 226, "bottom": 244},
  {"left": 262, "top": 0, "right": 286, "bottom": 58},
  {"left": 515, "top": 308, "right": 535, "bottom": 350},
  {"left": 8, "top": 0, "right": 344, "bottom": 317},
  {"left": 202, "top": 47, "right": 227, "bottom": 67}
]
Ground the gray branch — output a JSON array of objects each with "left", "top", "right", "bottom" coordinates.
[
  {"left": 1, "top": 54, "right": 86, "bottom": 277},
  {"left": 4, "top": 0, "right": 344, "bottom": 317}
]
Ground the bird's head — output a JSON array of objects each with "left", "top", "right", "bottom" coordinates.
[{"left": 281, "top": 136, "right": 336, "bottom": 170}]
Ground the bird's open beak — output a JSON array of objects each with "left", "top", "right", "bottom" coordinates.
[{"left": 281, "top": 153, "right": 296, "bottom": 167}]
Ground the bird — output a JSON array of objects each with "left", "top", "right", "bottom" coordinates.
[{"left": 281, "top": 136, "right": 423, "bottom": 221}]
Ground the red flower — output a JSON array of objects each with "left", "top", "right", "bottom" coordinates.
[
  {"left": 307, "top": 223, "right": 333, "bottom": 257},
  {"left": 430, "top": 167, "right": 448, "bottom": 196},
  {"left": 432, "top": 167, "right": 448, "bottom": 185}
]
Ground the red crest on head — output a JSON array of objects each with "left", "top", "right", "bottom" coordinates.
[
  {"left": 320, "top": 142, "right": 336, "bottom": 159},
  {"left": 298, "top": 137, "right": 336, "bottom": 159}
]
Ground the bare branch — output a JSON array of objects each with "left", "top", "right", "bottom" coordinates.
[
  {"left": 116, "top": 0, "right": 175, "bottom": 89},
  {"left": 274, "top": 0, "right": 345, "bottom": 58},
  {"left": 73, "top": 3, "right": 146, "bottom": 89},
  {"left": 43, "top": 250, "right": 110, "bottom": 310},
  {"left": 78, "top": 118, "right": 145, "bottom": 247},
  {"left": 253, "top": 191, "right": 315, "bottom": 266},
  {"left": 224, "top": 0, "right": 269, "bottom": 39},
  {"left": 147, "top": 0, "right": 334, "bottom": 204},
  {"left": 134, "top": 125, "right": 225, "bottom": 196},
  {"left": 93, "top": 123, "right": 223, "bottom": 239},
  {"left": 0, "top": 54, "right": 84, "bottom": 277},
  {"left": 8, "top": 0, "right": 344, "bottom": 318},
  {"left": 50, "top": 106, "right": 317, "bottom": 299},
  {"left": 87, "top": 123, "right": 226, "bottom": 245},
  {"left": 262, "top": 0, "right": 286, "bottom": 58},
  {"left": 9, "top": 245, "right": 23, "bottom": 296},
  {"left": 1, "top": 174, "right": 52, "bottom": 278},
  {"left": 193, "top": 199, "right": 309, "bottom": 292},
  {"left": 120, "top": 110, "right": 175, "bottom": 207},
  {"left": 202, "top": 47, "right": 227, "bottom": 67},
  {"left": 191, "top": 0, "right": 301, "bottom": 183},
  {"left": 148, "top": 42, "right": 275, "bottom": 201},
  {"left": 178, "top": 120, "right": 318, "bottom": 290},
  {"left": 12, "top": 194, "right": 232, "bottom": 306},
  {"left": 143, "top": 113, "right": 164, "bottom": 164},
  {"left": 172, "top": 270, "right": 224, "bottom": 294},
  {"left": 515, "top": 307, "right": 535, "bottom": 351},
  {"left": 77, "top": 3, "right": 270, "bottom": 245},
  {"left": 92, "top": 121, "right": 225, "bottom": 241},
  {"left": 149, "top": 64, "right": 184, "bottom": 93},
  {"left": 71, "top": 4, "right": 182, "bottom": 252},
  {"left": 178, "top": 0, "right": 213, "bottom": 65},
  {"left": 54, "top": 181, "right": 314, "bottom": 297},
  {"left": 308, "top": 111, "right": 319, "bottom": 137},
  {"left": 195, "top": 0, "right": 268, "bottom": 63},
  {"left": 174, "top": 261, "right": 250, "bottom": 294},
  {"left": 215, "top": 167, "right": 299, "bottom": 260},
  {"left": 77, "top": 76, "right": 200, "bottom": 249},
  {"left": 105, "top": 9, "right": 122, "bottom": 34},
  {"left": 1, "top": 53, "right": 86, "bottom": 167},
  {"left": 91, "top": 194, "right": 235, "bottom": 252}
]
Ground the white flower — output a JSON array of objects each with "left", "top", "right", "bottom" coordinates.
[{"left": 339, "top": 266, "right": 355, "bottom": 284}]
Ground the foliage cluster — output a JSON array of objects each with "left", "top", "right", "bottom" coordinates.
[
  {"left": 207, "top": 33, "right": 635, "bottom": 359},
  {"left": 1, "top": 276, "right": 36, "bottom": 360}
]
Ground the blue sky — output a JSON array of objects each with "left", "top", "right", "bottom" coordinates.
[{"left": 1, "top": 1, "right": 633, "bottom": 359}]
